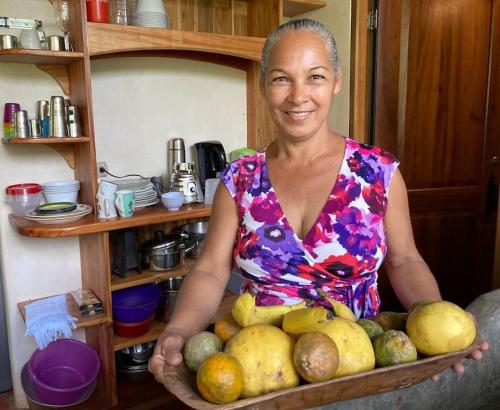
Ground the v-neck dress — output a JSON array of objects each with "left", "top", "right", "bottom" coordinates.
[{"left": 220, "top": 137, "right": 399, "bottom": 319}]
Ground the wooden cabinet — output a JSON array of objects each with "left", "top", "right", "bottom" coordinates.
[{"left": 2, "top": 0, "right": 326, "bottom": 407}]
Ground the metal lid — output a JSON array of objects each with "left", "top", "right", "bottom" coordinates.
[
  {"left": 168, "top": 138, "right": 185, "bottom": 150},
  {"left": 140, "top": 231, "right": 183, "bottom": 252}
]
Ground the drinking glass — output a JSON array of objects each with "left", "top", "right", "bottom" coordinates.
[{"left": 52, "top": 0, "right": 73, "bottom": 51}]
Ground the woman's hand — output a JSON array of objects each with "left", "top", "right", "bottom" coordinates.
[{"left": 148, "top": 329, "right": 186, "bottom": 383}]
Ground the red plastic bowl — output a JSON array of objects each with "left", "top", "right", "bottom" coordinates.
[
  {"left": 113, "top": 315, "right": 155, "bottom": 338},
  {"left": 27, "top": 339, "right": 100, "bottom": 406}
]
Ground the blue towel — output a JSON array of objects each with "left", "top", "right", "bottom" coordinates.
[{"left": 25, "top": 294, "right": 77, "bottom": 349}]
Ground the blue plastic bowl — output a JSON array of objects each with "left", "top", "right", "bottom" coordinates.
[{"left": 112, "top": 283, "right": 162, "bottom": 323}]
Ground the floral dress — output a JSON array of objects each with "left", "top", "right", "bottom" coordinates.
[{"left": 220, "top": 137, "right": 399, "bottom": 319}]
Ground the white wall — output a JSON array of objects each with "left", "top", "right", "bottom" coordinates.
[{"left": 0, "top": 1, "right": 352, "bottom": 408}]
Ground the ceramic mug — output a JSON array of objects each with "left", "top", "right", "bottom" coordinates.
[
  {"left": 115, "top": 190, "right": 134, "bottom": 218},
  {"left": 98, "top": 180, "right": 117, "bottom": 198},
  {"left": 97, "top": 194, "right": 117, "bottom": 219}
]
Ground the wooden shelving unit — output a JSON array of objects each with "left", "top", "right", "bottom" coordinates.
[
  {"left": 4, "top": 0, "right": 327, "bottom": 407},
  {"left": 9, "top": 204, "right": 211, "bottom": 238},
  {"left": 110, "top": 259, "right": 195, "bottom": 291},
  {"left": 2, "top": 137, "right": 90, "bottom": 144},
  {"left": 0, "top": 49, "right": 84, "bottom": 64},
  {"left": 18, "top": 293, "right": 108, "bottom": 329}
]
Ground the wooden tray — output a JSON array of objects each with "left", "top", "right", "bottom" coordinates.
[{"left": 162, "top": 340, "right": 480, "bottom": 410}]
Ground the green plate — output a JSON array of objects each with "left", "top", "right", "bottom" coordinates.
[{"left": 35, "top": 202, "right": 77, "bottom": 215}]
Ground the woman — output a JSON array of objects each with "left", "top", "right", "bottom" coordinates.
[{"left": 149, "top": 19, "right": 487, "bottom": 383}]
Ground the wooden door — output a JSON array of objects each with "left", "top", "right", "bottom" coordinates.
[{"left": 373, "top": 0, "right": 500, "bottom": 309}]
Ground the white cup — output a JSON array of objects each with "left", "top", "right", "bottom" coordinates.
[
  {"left": 97, "top": 194, "right": 117, "bottom": 219},
  {"left": 204, "top": 179, "right": 219, "bottom": 205},
  {"left": 98, "top": 180, "right": 118, "bottom": 198}
]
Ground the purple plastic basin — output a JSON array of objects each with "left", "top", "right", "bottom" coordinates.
[
  {"left": 112, "top": 283, "right": 162, "bottom": 323},
  {"left": 27, "top": 339, "right": 100, "bottom": 406}
]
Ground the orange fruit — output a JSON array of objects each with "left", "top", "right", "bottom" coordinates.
[
  {"left": 196, "top": 353, "right": 244, "bottom": 404},
  {"left": 214, "top": 312, "right": 242, "bottom": 343}
]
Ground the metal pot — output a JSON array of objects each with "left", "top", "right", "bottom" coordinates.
[
  {"left": 139, "top": 231, "right": 190, "bottom": 271},
  {"left": 179, "top": 221, "right": 208, "bottom": 259}
]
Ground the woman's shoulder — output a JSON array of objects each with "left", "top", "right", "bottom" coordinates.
[
  {"left": 346, "top": 137, "right": 399, "bottom": 165},
  {"left": 223, "top": 150, "right": 266, "bottom": 176}
]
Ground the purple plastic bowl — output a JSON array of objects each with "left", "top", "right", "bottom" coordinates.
[
  {"left": 112, "top": 283, "right": 162, "bottom": 323},
  {"left": 27, "top": 339, "right": 100, "bottom": 406}
]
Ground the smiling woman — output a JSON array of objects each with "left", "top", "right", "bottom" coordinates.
[{"left": 149, "top": 18, "right": 488, "bottom": 386}]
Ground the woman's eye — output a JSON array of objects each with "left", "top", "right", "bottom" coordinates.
[
  {"left": 272, "top": 76, "right": 289, "bottom": 83},
  {"left": 311, "top": 74, "right": 326, "bottom": 81}
]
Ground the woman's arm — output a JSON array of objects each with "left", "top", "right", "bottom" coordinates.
[
  {"left": 149, "top": 183, "right": 239, "bottom": 378},
  {"left": 383, "top": 169, "right": 442, "bottom": 310}
]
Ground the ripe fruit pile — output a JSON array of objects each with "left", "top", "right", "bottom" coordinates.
[{"left": 182, "top": 294, "right": 476, "bottom": 404}]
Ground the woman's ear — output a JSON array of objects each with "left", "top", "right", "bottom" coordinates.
[{"left": 333, "top": 68, "right": 342, "bottom": 95}]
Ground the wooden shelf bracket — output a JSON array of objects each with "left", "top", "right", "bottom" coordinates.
[{"left": 36, "top": 63, "right": 71, "bottom": 95}]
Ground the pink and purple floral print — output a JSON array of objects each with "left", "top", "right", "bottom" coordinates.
[{"left": 221, "top": 138, "right": 399, "bottom": 318}]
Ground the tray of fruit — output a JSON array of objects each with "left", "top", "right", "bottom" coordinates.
[{"left": 161, "top": 293, "right": 480, "bottom": 410}]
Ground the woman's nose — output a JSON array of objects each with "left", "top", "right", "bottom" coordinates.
[{"left": 288, "top": 81, "right": 309, "bottom": 104}]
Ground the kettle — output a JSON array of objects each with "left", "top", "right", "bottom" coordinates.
[{"left": 193, "top": 141, "right": 227, "bottom": 193}]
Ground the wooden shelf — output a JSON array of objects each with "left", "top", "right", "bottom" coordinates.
[
  {"left": 112, "top": 292, "right": 237, "bottom": 351},
  {"left": 0, "top": 49, "right": 84, "bottom": 64},
  {"left": 86, "top": 23, "right": 265, "bottom": 62},
  {"left": 18, "top": 293, "right": 108, "bottom": 329},
  {"left": 284, "top": 0, "right": 327, "bottom": 17},
  {"left": 9, "top": 203, "right": 211, "bottom": 238},
  {"left": 113, "top": 319, "right": 166, "bottom": 351},
  {"left": 111, "top": 259, "right": 196, "bottom": 291},
  {"left": 2, "top": 137, "right": 90, "bottom": 144}
]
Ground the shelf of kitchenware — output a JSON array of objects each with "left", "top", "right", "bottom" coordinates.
[
  {"left": 0, "top": 48, "right": 84, "bottom": 64},
  {"left": 2, "top": 136, "right": 89, "bottom": 144},
  {"left": 9, "top": 203, "right": 211, "bottom": 238},
  {"left": 113, "top": 292, "right": 238, "bottom": 351},
  {"left": 17, "top": 293, "right": 108, "bottom": 330},
  {"left": 110, "top": 258, "right": 196, "bottom": 291}
]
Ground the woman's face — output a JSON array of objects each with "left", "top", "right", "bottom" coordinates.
[{"left": 263, "top": 30, "right": 341, "bottom": 142}]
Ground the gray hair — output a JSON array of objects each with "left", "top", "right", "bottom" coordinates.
[{"left": 260, "top": 19, "right": 340, "bottom": 83}]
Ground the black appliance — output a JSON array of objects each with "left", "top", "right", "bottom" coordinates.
[
  {"left": 112, "top": 229, "right": 141, "bottom": 278},
  {"left": 193, "top": 141, "right": 226, "bottom": 193}
]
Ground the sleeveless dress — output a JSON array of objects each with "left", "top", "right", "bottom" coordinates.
[{"left": 220, "top": 137, "right": 399, "bottom": 319}]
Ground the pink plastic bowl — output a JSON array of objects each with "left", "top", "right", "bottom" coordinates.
[{"left": 27, "top": 339, "right": 100, "bottom": 406}]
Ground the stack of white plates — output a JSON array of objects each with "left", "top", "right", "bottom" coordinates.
[
  {"left": 112, "top": 179, "right": 160, "bottom": 209},
  {"left": 135, "top": 0, "right": 168, "bottom": 28},
  {"left": 42, "top": 180, "right": 80, "bottom": 203},
  {"left": 24, "top": 204, "right": 93, "bottom": 224}
]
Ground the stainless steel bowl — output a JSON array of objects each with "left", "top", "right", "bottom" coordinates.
[{"left": 117, "top": 341, "right": 156, "bottom": 365}]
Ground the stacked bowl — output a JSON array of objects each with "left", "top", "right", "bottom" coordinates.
[
  {"left": 135, "top": 0, "right": 169, "bottom": 28},
  {"left": 161, "top": 191, "right": 185, "bottom": 211},
  {"left": 42, "top": 180, "right": 80, "bottom": 204},
  {"left": 112, "top": 284, "right": 162, "bottom": 337}
]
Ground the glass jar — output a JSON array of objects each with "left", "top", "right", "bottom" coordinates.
[
  {"left": 109, "top": 0, "right": 136, "bottom": 25},
  {"left": 86, "top": 0, "right": 109, "bottom": 23}
]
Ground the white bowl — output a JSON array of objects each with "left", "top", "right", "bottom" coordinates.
[
  {"left": 44, "top": 191, "right": 78, "bottom": 204},
  {"left": 42, "top": 180, "right": 80, "bottom": 188},
  {"left": 161, "top": 192, "right": 184, "bottom": 210}
]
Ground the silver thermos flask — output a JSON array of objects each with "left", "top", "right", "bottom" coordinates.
[{"left": 168, "top": 138, "right": 186, "bottom": 175}]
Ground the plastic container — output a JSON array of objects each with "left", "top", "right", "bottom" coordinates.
[
  {"left": 5, "top": 183, "right": 43, "bottom": 216},
  {"left": 113, "top": 315, "right": 155, "bottom": 337},
  {"left": 27, "top": 339, "right": 100, "bottom": 406},
  {"left": 112, "top": 284, "right": 162, "bottom": 322},
  {"left": 86, "top": 0, "right": 109, "bottom": 23}
]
